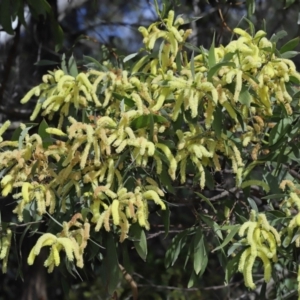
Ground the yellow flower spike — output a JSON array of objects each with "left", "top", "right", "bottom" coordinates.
[
  {"left": 153, "top": 155, "right": 163, "bottom": 174},
  {"left": 51, "top": 244, "right": 60, "bottom": 266},
  {"left": 103, "top": 206, "right": 112, "bottom": 232},
  {"left": 151, "top": 87, "right": 171, "bottom": 111},
  {"left": 233, "top": 70, "right": 243, "bottom": 102},
  {"left": 111, "top": 199, "right": 120, "bottom": 225},
  {"left": 238, "top": 247, "right": 251, "bottom": 272},
  {"left": 80, "top": 142, "right": 91, "bottom": 170},
  {"left": 76, "top": 73, "right": 93, "bottom": 90},
  {"left": 20, "top": 86, "right": 39, "bottom": 104},
  {"left": 244, "top": 254, "right": 256, "bottom": 289},
  {"left": 21, "top": 182, "right": 33, "bottom": 203},
  {"left": 142, "top": 190, "right": 166, "bottom": 210},
  {"left": 145, "top": 185, "right": 164, "bottom": 197},
  {"left": 33, "top": 233, "right": 57, "bottom": 256},
  {"left": 30, "top": 102, "right": 43, "bottom": 121},
  {"left": 234, "top": 28, "right": 252, "bottom": 41},
  {"left": 57, "top": 237, "right": 74, "bottom": 261},
  {"left": 46, "top": 128, "right": 67, "bottom": 136},
  {"left": 257, "top": 251, "right": 272, "bottom": 283},
  {"left": 155, "top": 143, "right": 177, "bottom": 180},
  {"left": 0, "top": 120, "right": 11, "bottom": 137},
  {"left": 2, "top": 182, "right": 13, "bottom": 197},
  {"left": 1, "top": 174, "right": 13, "bottom": 187},
  {"left": 166, "top": 10, "right": 175, "bottom": 28}
]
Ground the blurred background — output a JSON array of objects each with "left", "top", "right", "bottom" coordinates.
[{"left": 1, "top": 1, "right": 300, "bottom": 299}]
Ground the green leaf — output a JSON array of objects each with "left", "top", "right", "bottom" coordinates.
[
  {"left": 268, "top": 117, "right": 292, "bottom": 146},
  {"left": 158, "top": 40, "right": 165, "bottom": 67},
  {"left": 34, "top": 60, "right": 59, "bottom": 66},
  {"left": 195, "top": 192, "right": 217, "bottom": 213},
  {"left": 28, "top": 0, "right": 51, "bottom": 16},
  {"left": 270, "top": 30, "right": 287, "bottom": 43},
  {"left": 280, "top": 51, "right": 299, "bottom": 59},
  {"left": 225, "top": 250, "right": 243, "bottom": 284},
  {"left": 83, "top": 55, "right": 108, "bottom": 71},
  {"left": 212, "top": 105, "right": 223, "bottom": 138},
  {"left": 123, "top": 52, "right": 139, "bottom": 63},
  {"left": 38, "top": 119, "right": 53, "bottom": 149},
  {"left": 159, "top": 167, "right": 175, "bottom": 194},
  {"left": 200, "top": 214, "right": 222, "bottom": 239},
  {"left": 193, "top": 227, "right": 208, "bottom": 275},
  {"left": 61, "top": 54, "right": 68, "bottom": 74},
  {"left": 122, "top": 243, "right": 133, "bottom": 275},
  {"left": 165, "top": 228, "right": 193, "bottom": 268},
  {"left": 190, "top": 51, "right": 195, "bottom": 80},
  {"left": 184, "top": 43, "right": 201, "bottom": 53},
  {"left": 212, "top": 225, "right": 240, "bottom": 252},
  {"left": 241, "top": 180, "right": 270, "bottom": 193},
  {"left": 130, "top": 115, "right": 150, "bottom": 129},
  {"left": 175, "top": 51, "right": 182, "bottom": 72},
  {"left": 246, "top": 0, "right": 255, "bottom": 17},
  {"left": 0, "top": 0, "right": 14, "bottom": 34},
  {"left": 129, "top": 224, "right": 147, "bottom": 261},
  {"left": 52, "top": 22, "right": 64, "bottom": 52},
  {"left": 247, "top": 197, "right": 259, "bottom": 213},
  {"left": 68, "top": 55, "right": 78, "bottom": 77},
  {"left": 239, "top": 86, "right": 251, "bottom": 107},
  {"left": 208, "top": 33, "right": 216, "bottom": 68},
  {"left": 280, "top": 37, "right": 300, "bottom": 53},
  {"left": 105, "top": 234, "right": 120, "bottom": 295},
  {"left": 18, "top": 126, "right": 33, "bottom": 150},
  {"left": 207, "top": 62, "right": 236, "bottom": 81},
  {"left": 285, "top": 0, "right": 296, "bottom": 8}
]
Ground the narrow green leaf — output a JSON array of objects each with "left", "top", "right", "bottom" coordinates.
[
  {"left": 208, "top": 33, "right": 216, "bottom": 68},
  {"left": 38, "top": 119, "right": 53, "bottom": 149},
  {"left": 0, "top": 0, "right": 14, "bottom": 34},
  {"left": 280, "top": 51, "right": 299, "bottom": 59},
  {"left": 158, "top": 40, "right": 165, "bottom": 67},
  {"left": 61, "top": 54, "right": 68, "bottom": 74},
  {"left": 212, "top": 225, "right": 240, "bottom": 252},
  {"left": 193, "top": 227, "right": 207, "bottom": 275},
  {"left": 165, "top": 229, "right": 192, "bottom": 268},
  {"left": 34, "top": 60, "right": 59, "bottom": 66},
  {"left": 83, "top": 55, "right": 108, "bottom": 71},
  {"left": 190, "top": 51, "right": 195, "bottom": 80},
  {"left": 130, "top": 115, "right": 150, "bottom": 129},
  {"left": 123, "top": 52, "right": 139, "bottom": 63},
  {"left": 241, "top": 180, "right": 270, "bottom": 193},
  {"left": 195, "top": 192, "right": 217, "bottom": 213},
  {"left": 246, "top": 0, "right": 255, "bottom": 17},
  {"left": 18, "top": 126, "right": 33, "bottom": 150},
  {"left": 225, "top": 250, "right": 243, "bottom": 283},
  {"left": 175, "top": 51, "right": 182, "bottom": 72},
  {"left": 105, "top": 234, "right": 120, "bottom": 295},
  {"left": 247, "top": 197, "right": 259, "bottom": 213},
  {"left": 280, "top": 37, "right": 300, "bottom": 53},
  {"left": 130, "top": 224, "right": 147, "bottom": 261},
  {"left": 239, "top": 86, "right": 251, "bottom": 107},
  {"left": 68, "top": 55, "right": 78, "bottom": 77},
  {"left": 270, "top": 30, "right": 287, "bottom": 43}
]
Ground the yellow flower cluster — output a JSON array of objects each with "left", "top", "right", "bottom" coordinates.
[
  {"left": 0, "top": 229, "right": 12, "bottom": 273},
  {"left": 279, "top": 180, "right": 300, "bottom": 246},
  {"left": 91, "top": 183, "right": 165, "bottom": 242},
  {"left": 238, "top": 210, "right": 280, "bottom": 289},
  {"left": 28, "top": 213, "right": 89, "bottom": 272},
  {"left": 1, "top": 10, "right": 299, "bottom": 275}
]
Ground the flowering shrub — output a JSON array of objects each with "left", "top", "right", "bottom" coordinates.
[{"left": 2, "top": 8, "right": 300, "bottom": 298}]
